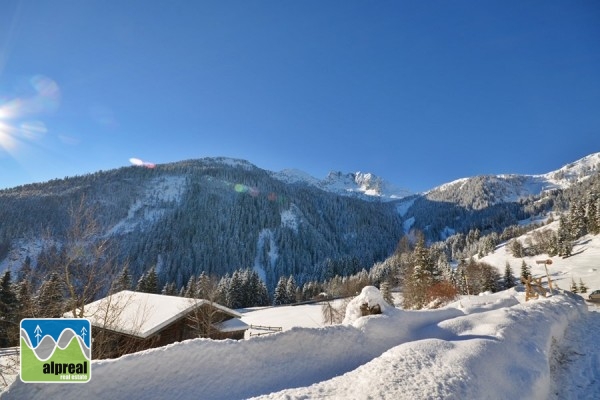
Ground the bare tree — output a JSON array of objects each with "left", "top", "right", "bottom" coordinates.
[
  {"left": 185, "top": 275, "right": 225, "bottom": 338},
  {"left": 321, "top": 297, "right": 352, "bottom": 325},
  {"left": 86, "top": 291, "right": 155, "bottom": 359},
  {"left": 49, "top": 196, "right": 120, "bottom": 318}
]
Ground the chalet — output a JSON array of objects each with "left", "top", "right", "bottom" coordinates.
[{"left": 77, "top": 290, "right": 248, "bottom": 359}]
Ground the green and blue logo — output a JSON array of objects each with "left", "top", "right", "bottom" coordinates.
[{"left": 20, "top": 318, "right": 91, "bottom": 383}]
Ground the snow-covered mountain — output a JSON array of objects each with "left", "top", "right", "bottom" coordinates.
[
  {"left": 272, "top": 169, "right": 412, "bottom": 201},
  {"left": 1, "top": 152, "right": 599, "bottom": 289},
  {"left": 424, "top": 152, "right": 600, "bottom": 210}
]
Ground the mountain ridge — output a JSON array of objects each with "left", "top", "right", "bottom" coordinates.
[{"left": 1, "top": 152, "right": 598, "bottom": 293}]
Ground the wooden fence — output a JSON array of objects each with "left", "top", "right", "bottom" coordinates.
[{"left": 248, "top": 324, "right": 282, "bottom": 337}]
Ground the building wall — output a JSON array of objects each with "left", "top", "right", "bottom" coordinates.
[{"left": 92, "top": 306, "right": 246, "bottom": 359}]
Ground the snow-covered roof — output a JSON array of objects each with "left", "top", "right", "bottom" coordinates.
[
  {"left": 78, "top": 290, "right": 243, "bottom": 339},
  {"left": 215, "top": 317, "right": 249, "bottom": 333}
]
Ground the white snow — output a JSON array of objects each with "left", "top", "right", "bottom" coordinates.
[
  {"left": 279, "top": 208, "right": 299, "bottom": 232},
  {"left": 253, "top": 229, "right": 278, "bottom": 283},
  {"left": 426, "top": 152, "right": 600, "bottom": 203},
  {"left": 395, "top": 196, "right": 416, "bottom": 217},
  {"left": 3, "top": 229, "right": 600, "bottom": 399},
  {"left": 272, "top": 169, "right": 412, "bottom": 201},
  {"left": 480, "top": 225, "right": 600, "bottom": 292},
  {"left": 403, "top": 216, "right": 415, "bottom": 233},
  {"left": 3, "top": 283, "right": 598, "bottom": 399},
  {"left": 78, "top": 290, "right": 243, "bottom": 339},
  {"left": 107, "top": 175, "right": 186, "bottom": 235}
]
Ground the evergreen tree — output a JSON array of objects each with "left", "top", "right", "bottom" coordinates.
[
  {"left": 184, "top": 275, "right": 198, "bottom": 298},
  {"left": 520, "top": 260, "right": 531, "bottom": 283},
  {"left": 586, "top": 197, "right": 599, "bottom": 234},
  {"left": 578, "top": 278, "right": 588, "bottom": 294},
  {"left": 136, "top": 267, "right": 159, "bottom": 294},
  {"left": 0, "top": 271, "right": 19, "bottom": 346},
  {"left": 161, "top": 282, "right": 177, "bottom": 296},
  {"left": 197, "top": 272, "right": 210, "bottom": 299},
  {"left": 570, "top": 278, "right": 579, "bottom": 293},
  {"left": 16, "top": 279, "right": 36, "bottom": 320},
  {"left": 113, "top": 265, "right": 132, "bottom": 293},
  {"left": 557, "top": 217, "right": 573, "bottom": 258},
  {"left": 380, "top": 280, "right": 394, "bottom": 306},
  {"left": 228, "top": 270, "right": 244, "bottom": 308},
  {"left": 36, "top": 272, "right": 66, "bottom": 318},
  {"left": 503, "top": 262, "right": 516, "bottom": 289},
  {"left": 569, "top": 201, "right": 587, "bottom": 239},
  {"left": 286, "top": 276, "right": 298, "bottom": 304},
  {"left": 273, "top": 276, "right": 288, "bottom": 306}
]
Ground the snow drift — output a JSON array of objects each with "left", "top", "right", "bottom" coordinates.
[{"left": 2, "top": 288, "right": 587, "bottom": 400}]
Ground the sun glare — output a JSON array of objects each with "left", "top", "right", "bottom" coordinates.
[
  {"left": 0, "top": 121, "right": 17, "bottom": 151},
  {"left": 0, "top": 74, "right": 60, "bottom": 155}
]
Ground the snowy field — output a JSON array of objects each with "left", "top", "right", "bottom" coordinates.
[{"left": 2, "top": 229, "right": 600, "bottom": 399}]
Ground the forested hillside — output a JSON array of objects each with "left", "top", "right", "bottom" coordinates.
[
  {"left": 0, "top": 158, "right": 403, "bottom": 292},
  {"left": 0, "top": 154, "right": 598, "bottom": 303}
]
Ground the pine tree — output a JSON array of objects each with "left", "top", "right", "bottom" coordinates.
[
  {"left": 197, "top": 272, "right": 210, "bottom": 299},
  {"left": 557, "top": 217, "right": 573, "bottom": 258},
  {"left": 136, "top": 267, "right": 159, "bottom": 294},
  {"left": 520, "top": 260, "right": 531, "bottom": 283},
  {"left": 286, "top": 276, "right": 297, "bottom": 304},
  {"left": 569, "top": 278, "right": 579, "bottom": 293},
  {"left": 503, "top": 262, "right": 516, "bottom": 289},
  {"left": 184, "top": 275, "right": 198, "bottom": 298},
  {"left": 113, "top": 265, "right": 132, "bottom": 293},
  {"left": 16, "top": 279, "right": 36, "bottom": 320},
  {"left": 273, "top": 276, "right": 288, "bottom": 306},
  {"left": 569, "top": 201, "right": 587, "bottom": 239},
  {"left": 228, "top": 270, "right": 244, "bottom": 308},
  {"left": 0, "top": 271, "right": 19, "bottom": 346},
  {"left": 36, "top": 272, "right": 66, "bottom": 318},
  {"left": 380, "top": 280, "right": 394, "bottom": 306},
  {"left": 578, "top": 278, "right": 588, "bottom": 294},
  {"left": 161, "top": 282, "right": 177, "bottom": 296},
  {"left": 586, "top": 197, "right": 599, "bottom": 234}
]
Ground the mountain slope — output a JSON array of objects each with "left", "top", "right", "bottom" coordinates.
[
  {"left": 0, "top": 158, "right": 404, "bottom": 290},
  {"left": 425, "top": 152, "right": 600, "bottom": 209},
  {"left": 272, "top": 169, "right": 412, "bottom": 201}
]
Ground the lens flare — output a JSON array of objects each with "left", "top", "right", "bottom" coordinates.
[
  {"left": 129, "top": 157, "right": 156, "bottom": 168},
  {"left": 0, "top": 74, "right": 60, "bottom": 156}
]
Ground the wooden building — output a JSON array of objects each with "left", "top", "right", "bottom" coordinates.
[{"left": 79, "top": 290, "right": 248, "bottom": 359}]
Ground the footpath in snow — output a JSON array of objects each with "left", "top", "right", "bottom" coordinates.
[
  {"left": 1, "top": 287, "right": 590, "bottom": 400},
  {"left": 550, "top": 302, "right": 600, "bottom": 400}
]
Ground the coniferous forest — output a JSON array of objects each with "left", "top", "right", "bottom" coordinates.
[{"left": 0, "top": 156, "right": 599, "bottom": 330}]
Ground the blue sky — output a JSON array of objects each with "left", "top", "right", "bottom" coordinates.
[{"left": 0, "top": 1, "right": 598, "bottom": 192}]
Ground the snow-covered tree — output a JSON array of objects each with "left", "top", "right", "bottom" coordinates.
[
  {"left": 578, "top": 278, "right": 588, "bottom": 294},
  {"left": 520, "top": 260, "right": 531, "bottom": 283},
  {"left": 380, "top": 280, "right": 394, "bottom": 306},
  {"left": 503, "top": 262, "right": 516, "bottom": 289},
  {"left": 0, "top": 271, "right": 18, "bottom": 346},
  {"left": 136, "top": 266, "right": 159, "bottom": 294},
  {"left": 286, "top": 276, "right": 298, "bottom": 304},
  {"left": 113, "top": 265, "right": 133, "bottom": 293},
  {"left": 570, "top": 278, "right": 579, "bottom": 293},
  {"left": 36, "top": 272, "right": 66, "bottom": 318},
  {"left": 273, "top": 276, "right": 288, "bottom": 306}
]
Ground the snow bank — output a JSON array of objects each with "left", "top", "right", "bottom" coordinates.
[
  {"left": 343, "top": 286, "right": 396, "bottom": 325},
  {"left": 2, "top": 291, "right": 587, "bottom": 400}
]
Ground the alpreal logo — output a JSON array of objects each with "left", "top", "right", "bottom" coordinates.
[{"left": 20, "top": 318, "right": 91, "bottom": 383}]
